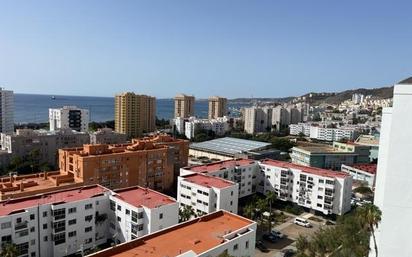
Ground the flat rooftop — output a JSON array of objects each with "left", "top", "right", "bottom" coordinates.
[
  {"left": 0, "top": 185, "right": 107, "bottom": 217},
  {"left": 182, "top": 173, "right": 235, "bottom": 189},
  {"left": 190, "top": 137, "right": 271, "bottom": 156},
  {"left": 292, "top": 145, "right": 357, "bottom": 155},
  {"left": 89, "top": 211, "right": 255, "bottom": 257},
  {"left": 113, "top": 187, "right": 176, "bottom": 209},
  {"left": 188, "top": 159, "right": 257, "bottom": 173},
  {"left": 349, "top": 163, "right": 377, "bottom": 175},
  {"left": 260, "top": 159, "right": 350, "bottom": 179}
]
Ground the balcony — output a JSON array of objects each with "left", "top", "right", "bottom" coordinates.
[{"left": 14, "top": 221, "right": 28, "bottom": 231}]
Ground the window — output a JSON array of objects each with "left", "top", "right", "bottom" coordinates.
[
  {"left": 53, "top": 220, "right": 65, "bottom": 233},
  {"left": 43, "top": 224, "right": 47, "bottom": 229},
  {"left": 30, "top": 239, "right": 35, "bottom": 245},
  {"left": 245, "top": 240, "right": 249, "bottom": 249},
  {"left": 231, "top": 191, "right": 234, "bottom": 196},
  {"left": 85, "top": 215, "right": 93, "bottom": 222},
  {"left": 85, "top": 203, "right": 93, "bottom": 210},
  {"left": 230, "top": 201, "right": 233, "bottom": 206},
  {"left": 43, "top": 236, "right": 48, "bottom": 242},
  {"left": 85, "top": 227, "right": 92, "bottom": 233},
  {"left": 126, "top": 209, "right": 130, "bottom": 215},
  {"left": 30, "top": 214, "right": 35, "bottom": 220},
  {"left": 68, "top": 219, "right": 76, "bottom": 225},
  {"left": 117, "top": 205, "right": 122, "bottom": 211},
  {"left": 84, "top": 238, "right": 92, "bottom": 244},
  {"left": 117, "top": 216, "right": 121, "bottom": 222},
  {"left": 110, "top": 201, "right": 116, "bottom": 211},
  {"left": 1, "top": 235, "right": 11, "bottom": 244},
  {"left": 319, "top": 179, "right": 324, "bottom": 183},
  {"left": 138, "top": 224, "right": 143, "bottom": 231},
  {"left": 159, "top": 213, "right": 163, "bottom": 219},
  {"left": 1, "top": 222, "right": 11, "bottom": 229},
  {"left": 43, "top": 211, "right": 47, "bottom": 217},
  {"left": 53, "top": 208, "right": 66, "bottom": 220},
  {"left": 53, "top": 232, "right": 65, "bottom": 245},
  {"left": 30, "top": 227, "right": 35, "bottom": 232},
  {"left": 317, "top": 203, "right": 323, "bottom": 207},
  {"left": 131, "top": 211, "right": 138, "bottom": 222},
  {"left": 68, "top": 207, "right": 77, "bottom": 214},
  {"left": 233, "top": 244, "right": 238, "bottom": 251},
  {"left": 318, "top": 195, "right": 323, "bottom": 199}
]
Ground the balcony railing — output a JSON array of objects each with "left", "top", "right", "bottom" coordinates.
[{"left": 14, "top": 222, "right": 28, "bottom": 231}]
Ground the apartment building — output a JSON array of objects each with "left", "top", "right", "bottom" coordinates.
[
  {"left": 208, "top": 96, "right": 227, "bottom": 119},
  {"left": 181, "top": 159, "right": 352, "bottom": 215},
  {"left": 114, "top": 92, "right": 156, "bottom": 138},
  {"left": 49, "top": 106, "right": 89, "bottom": 132},
  {"left": 0, "top": 88, "right": 14, "bottom": 134},
  {"left": 89, "top": 128, "right": 127, "bottom": 145},
  {"left": 181, "top": 159, "right": 259, "bottom": 198},
  {"left": 259, "top": 159, "right": 352, "bottom": 215},
  {"left": 372, "top": 78, "right": 412, "bottom": 257},
  {"left": 0, "top": 185, "right": 178, "bottom": 257},
  {"left": 289, "top": 123, "right": 312, "bottom": 136},
  {"left": 243, "top": 106, "right": 272, "bottom": 134},
  {"left": 88, "top": 210, "right": 257, "bottom": 257},
  {"left": 0, "top": 129, "right": 90, "bottom": 168},
  {"left": 309, "top": 126, "right": 359, "bottom": 142},
  {"left": 177, "top": 173, "right": 238, "bottom": 215},
  {"left": 59, "top": 134, "right": 188, "bottom": 192},
  {"left": 332, "top": 141, "right": 371, "bottom": 164},
  {"left": 174, "top": 94, "right": 195, "bottom": 118},
  {"left": 184, "top": 116, "right": 229, "bottom": 139},
  {"left": 341, "top": 163, "right": 376, "bottom": 188}
]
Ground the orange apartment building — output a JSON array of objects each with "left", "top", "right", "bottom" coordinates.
[{"left": 58, "top": 134, "right": 189, "bottom": 192}]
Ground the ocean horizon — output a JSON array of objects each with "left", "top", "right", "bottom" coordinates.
[{"left": 14, "top": 93, "right": 247, "bottom": 123}]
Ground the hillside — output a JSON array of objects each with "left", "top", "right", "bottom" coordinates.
[{"left": 297, "top": 86, "right": 394, "bottom": 105}]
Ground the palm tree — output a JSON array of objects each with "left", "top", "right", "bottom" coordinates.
[
  {"left": 1, "top": 243, "right": 18, "bottom": 257},
  {"left": 356, "top": 203, "right": 382, "bottom": 257},
  {"left": 243, "top": 203, "right": 255, "bottom": 220},
  {"left": 179, "top": 205, "right": 196, "bottom": 222},
  {"left": 265, "top": 191, "right": 277, "bottom": 232}
]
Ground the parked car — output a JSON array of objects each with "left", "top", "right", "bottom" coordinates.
[
  {"left": 270, "top": 229, "right": 285, "bottom": 239},
  {"left": 256, "top": 240, "right": 269, "bottom": 252},
  {"left": 294, "top": 217, "right": 312, "bottom": 228},
  {"left": 263, "top": 233, "right": 278, "bottom": 243},
  {"left": 276, "top": 249, "right": 296, "bottom": 257}
]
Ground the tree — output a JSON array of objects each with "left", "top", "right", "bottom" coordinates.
[
  {"left": 179, "top": 205, "right": 196, "bottom": 222},
  {"left": 217, "top": 251, "right": 235, "bottom": 257},
  {"left": 265, "top": 191, "right": 277, "bottom": 232},
  {"left": 242, "top": 204, "right": 255, "bottom": 220},
  {"left": 0, "top": 243, "right": 18, "bottom": 257},
  {"left": 356, "top": 203, "right": 382, "bottom": 257}
]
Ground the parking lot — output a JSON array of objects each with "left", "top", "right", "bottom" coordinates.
[{"left": 254, "top": 214, "right": 324, "bottom": 257}]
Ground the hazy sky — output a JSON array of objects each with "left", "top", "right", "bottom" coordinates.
[{"left": 1, "top": 0, "right": 411, "bottom": 98}]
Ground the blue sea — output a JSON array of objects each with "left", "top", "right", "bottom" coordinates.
[{"left": 15, "top": 94, "right": 248, "bottom": 123}]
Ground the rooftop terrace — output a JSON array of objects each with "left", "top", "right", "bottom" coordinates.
[
  {"left": 89, "top": 211, "right": 255, "bottom": 257},
  {"left": 182, "top": 173, "right": 235, "bottom": 189},
  {"left": 113, "top": 186, "right": 176, "bottom": 209}
]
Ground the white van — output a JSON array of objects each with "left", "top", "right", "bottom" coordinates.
[{"left": 294, "top": 217, "right": 311, "bottom": 228}]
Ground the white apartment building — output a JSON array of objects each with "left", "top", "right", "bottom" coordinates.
[
  {"left": 184, "top": 116, "right": 229, "bottom": 139},
  {"left": 371, "top": 78, "right": 412, "bottom": 257},
  {"left": 49, "top": 106, "right": 89, "bottom": 132},
  {"left": 309, "top": 126, "right": 358, "bottom": 142},
  {"left": 259, "top": 159, "right": 352, "bottom": 215},
  {"left": 172, "top": 117, "right": 186, "bottom": 135},
  {"left": 0, "top": 88, "right": 14, "bottom": 134},
  {"left": 289, "top": 123, "right": 311, "bottom": 136},
  {"left": 243, "top": 106, "right": 272, "bottom": 134},
  {"left": 341, "top": 164, "right": 376, "bottom": 188},
  {"left": 88, "top": 210, "right": 257, "bottom": 257},
  {"left": 181, "top": 159, "right": 260, "bottom": 198},
  {"left": 0, "top": 185, "right": 178, "bottom": 257},
  {"left": 181, "top": 159, "right": 352, "bottom": 215},
  {"left": 177, "top": 173, "right": 239, "bottom": 215}
]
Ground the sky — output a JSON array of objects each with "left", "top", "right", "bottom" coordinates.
[{"left": 1, "top": 0, "right": 412, "bottom": 98}]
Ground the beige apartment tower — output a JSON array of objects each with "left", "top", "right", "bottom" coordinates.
[
  {"left": 208, "top": 96, "right": 227, "bottom": 119},
  {"left": 174, "top": 94, "right": 195, "bottom": 118},
  {"left": 115, "top": 92, "right": 156, "bottom": 138}
]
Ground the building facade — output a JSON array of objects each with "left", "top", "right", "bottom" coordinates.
[
  {"left": 0, "top": 185, "right": 178, "bottom": 257},
  {"left": 174, "top": 94, "right": 195, "bottom": 118},
  {"left": 49, "top": 106, "right": 89, "bottom": 132},
  {"left": 0, "top": 88, "right": 14, "bottom": 134},
  {"left": 208, "top": 96, "right": 227, "bottom": 119},
  {"left": 177, "top": 173, "right": 239, "bottom": 215},
  {"left": 0, "top": 129, "right": 90, "bottom": 168},
  {"left": 88, "top": 210, "right": 257, "bottom": 257},
  {"left": 184, "top": 116, "right": 229, "bottom": 139},
  {"left": 341, "top": 164, "right": 376, "bottom": 188},
  {"left": 372, "top": 78, "right": 412, "bottom": 257},
  {"left": 89, "top": 128, "right": 127, "bottom": 145},
  {"left": 114, "top": 92, "right": 156, "bottom": 138},
  {"left": 58, "top": 134, "right": 188, "bottom": 192},
  {"left": 181, "top": 159, "right": 352, "bottom": 215}
]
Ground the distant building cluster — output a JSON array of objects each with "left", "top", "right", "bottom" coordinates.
[
  {"left": 289, "top": 122, "right": 361, "bottom": 142},
  {"left": 243, "top": 103, "right": 308, "bottom": 134}
]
